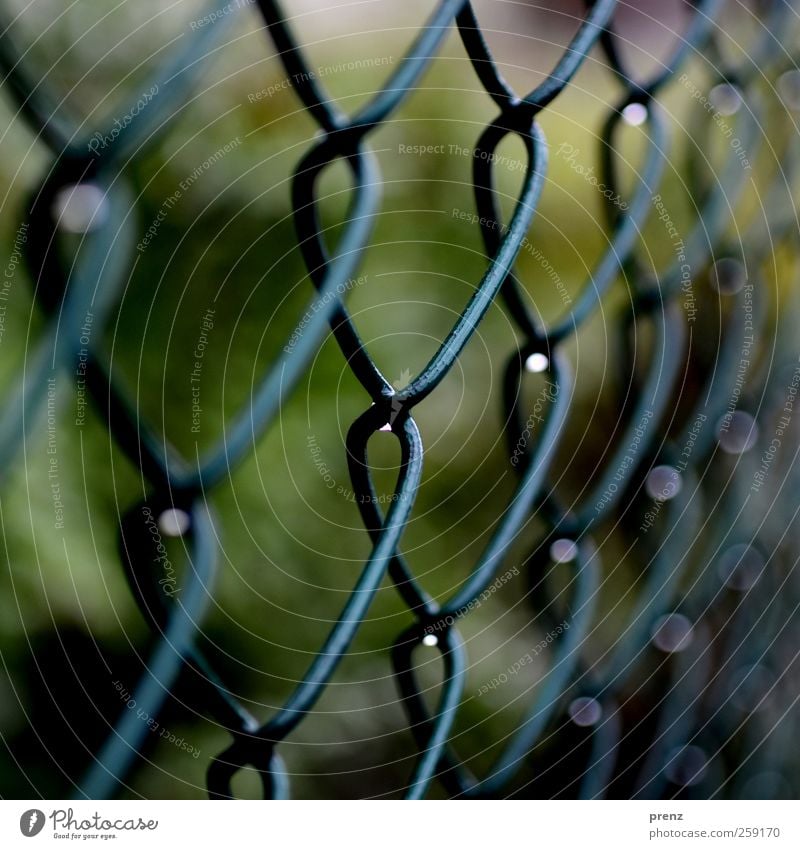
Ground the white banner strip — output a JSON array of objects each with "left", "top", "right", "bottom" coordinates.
[{"left": 1, "top": 800, "right": 797, "bottom": 848}]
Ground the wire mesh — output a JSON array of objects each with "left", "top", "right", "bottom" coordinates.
[{"left": 1, "top": 0, "right": 799, "bottom": 799}]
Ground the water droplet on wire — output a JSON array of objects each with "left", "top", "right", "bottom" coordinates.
[
  {"left": 741, "top": 772, "right": 791, "bottom": 799},
  {"left": 717, "top": 411, "right": 758, "bottom": 454},
  {"left": 778, "top": 69, "right": 800, "bottom": 110},
  {"left": 709, "top": 258, "right": 746, "bottom": 295},
  {"left": 158, "top": 508, "right": 191, "bottom": 537},
  {"left": 665, "top": 746, "right": 707, "bottom": 787},
  {"left": 52, "top": 183, "right": 108, "bottom": 233},
  {"left": 646, "top": 466, "right": 682, "bottom": 501},
  {"left": 550, "top": 538, "right": 578, "bottom": 563},
  {"left": 622, "top": 102, "right": 648, "bottom": 126},
  {"left": 709, "top": 83, "right": 742, "bottom": 115},
  {"left": 729, "top": 664, "right": 775, "bottom": 713},
  {"left": 651, "top": 614, "right": 694, "bottom": 653},
  {"left": 568, "top": 696, "right": 603, "bottom": 727},
  {"left": 525, "top": 353, "right": 549, "bottom": 373},
  {"left": 718, "top": 544, "right": 765, "bottom": 591}
]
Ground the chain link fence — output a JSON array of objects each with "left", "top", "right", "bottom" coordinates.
[{"left": 1, "top": 0, "right": 799, "bottom": 799}]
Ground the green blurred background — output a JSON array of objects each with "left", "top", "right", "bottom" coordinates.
[{"left": 0, "top": 0, "right": 796, "bottom": 799}]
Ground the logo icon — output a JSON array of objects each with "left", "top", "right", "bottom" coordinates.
[{"left": 19, "top": 809, "right": 45, "bottom": 837}]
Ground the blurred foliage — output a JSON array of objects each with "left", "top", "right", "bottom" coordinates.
[{"left": 0, "top": 0, "right": 797, "bottom": 799}]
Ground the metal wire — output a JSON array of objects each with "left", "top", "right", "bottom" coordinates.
[{"left": 1, "top": 0, "right": 799, "bottom": 799}]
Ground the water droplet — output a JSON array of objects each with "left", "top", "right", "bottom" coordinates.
[
  {"left": 729, "top": 664, "right": 775, "bottom": 713},
  {"left": 568, "top": 696, "right": 603, "bottom": 727},
  {"left": 709, "top": 83, "right": 743, "bottom": 116},
  {"left": 740, "top": 772, "right": 792, "bottom": 800},
  {"left": 52, "top": 183, "right": 108, "bottom": 233},
  {"left": 664, "top": 745, "right": 707, "bottom": 787},
  {"left": 550, "top": 538, "right": 578, "bottom": 563},
  {"left": 717, "top": 544, "right": 765, "bottom": 591},
  {"left": 622, "top": 102, "right": 648, "bottom": 126},
  {"left": 525, "top": 353, "right": 549, "bottom": 373},
  {"left": 709, "top": 257, "right": 746, "bottom": 295},
  {"left": 158, "top": 508, "right": 191, "bottom": 537},
  {"left": 717, "top": 411, "right": 758, "bottom": 454},
  {"left": 777, "top": 69, "right": 800, "bottom": 110},
  {"left": 645, "top": 465, "right": 682, "bottom": 501},
  {"left": 651, "top": 614, "right": 694, "bottom": 653}
]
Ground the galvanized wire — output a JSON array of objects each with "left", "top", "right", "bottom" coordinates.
[{"left": 1, "top": 0, "right": 799, "bottom": 799}]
